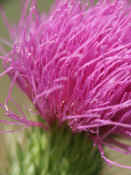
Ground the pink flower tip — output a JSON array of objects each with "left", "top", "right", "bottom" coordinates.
[{"left": 0, "top": 0, "right": 131, "bottom": 168}]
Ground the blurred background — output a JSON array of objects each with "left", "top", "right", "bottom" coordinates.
[{"left": 0, "top": 0, "right": 131, "bottom": 175}]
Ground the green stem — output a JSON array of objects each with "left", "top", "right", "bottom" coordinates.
[{"left": 7, "top": 124, "right": 103, "bottom": 175}]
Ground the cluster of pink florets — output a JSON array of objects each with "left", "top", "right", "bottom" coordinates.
[{"left": 0, "top": 0, "right": 131, "bottom": 168}]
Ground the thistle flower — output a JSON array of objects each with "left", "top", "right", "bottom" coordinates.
[{"left": 0, "top": 0, "right": 131, "bottom": 169}]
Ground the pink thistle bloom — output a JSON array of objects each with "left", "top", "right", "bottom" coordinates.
[{"left": 0, "top": 0, "right": 131, "bottom": 168}]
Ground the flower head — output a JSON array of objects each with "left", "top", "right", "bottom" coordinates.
[{"left": 0, "top": 0, "right": 131, "bottom": 168}]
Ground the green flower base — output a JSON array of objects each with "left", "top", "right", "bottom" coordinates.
[{"left": 7, "top": 124, "right": 102, "bottom": 175}]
